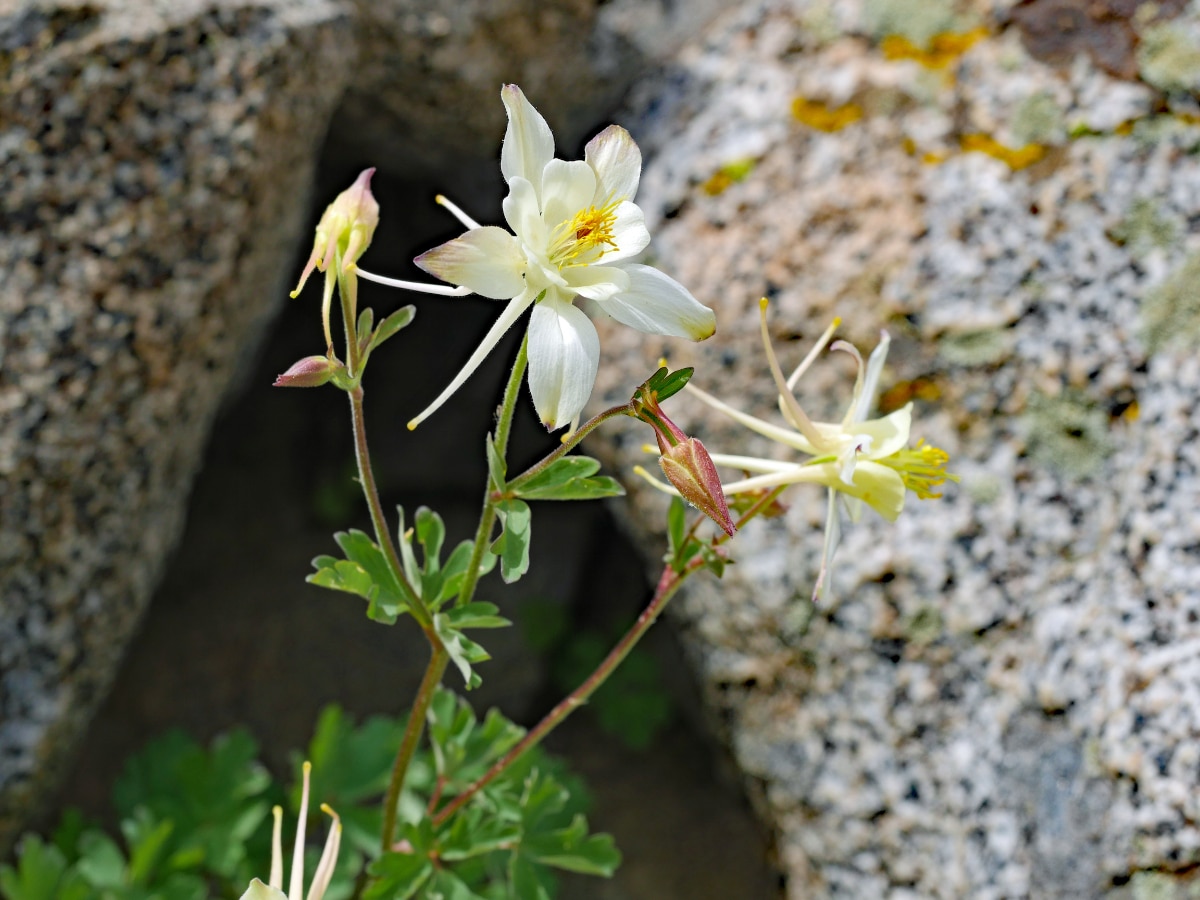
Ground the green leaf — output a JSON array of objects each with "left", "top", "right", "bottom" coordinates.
[
  {"left": 415, "top": 507, "right": 447, "bottom": 600},
  {"left": 523, "top": 814, "right": 620, "bottom": 876},
  {"left": 699, "top": 543, "right": 728, "bottom": 578},
  {"left": 369, "top": 305, "right": 417, "bottom": 354},
  {"left": 74, "top": 831, "right": 125, "bottom": 889},
  {"left": 121, "top": 810, "right": 174, "bottom": 886},
  {"left": 425, "top": 690, "right": 524, "bottom": 787},
  {"left": 365, "top": 845, "right": 434, "bottom": 900},
  {"left": 435, "top": 542, "right": 497, "bottom": 607},
  {"left": 490, "top": 499, "right": 531, "bottom": 584},
  {"left": 437, "top": 808, "right": 520, "bottom": 862},
  {"left": 514, "top": 457, "right": 599, "bottom": 493},
  {"left": 426, "top": 868, "right": 489, "bottom": 900},
  {"left": 507, "top": 855, "right": 553, "bottom": 900},
  {"left": 0, "top": 835, "right": 87, "bottom": 900},
  {"left": 667, "top": 497, "right": 686, "bottom": 565},
  {"left": 357, "top": 307, "right": 375, "bottom": 358},
  {"left": 442, "top": 602, "right": 510, "bottom": 631},
  {"left": 485, "top": 433, "right": 506, "bottom": 491},
  {"left": 639, "top": 366, "right": 694, "bottom": 402},
  {"left": 112, "top": 730, "right": 271, "bottom": 880},
  {"left": 396, "top": 506, "right": 421, "bottom": 590},
  {"left": 308, "top": 529, "right": 411, "bottom": 624},
  {"left": 433, "top": 615, "right": 492, "bottom": 690},
  {"left": 510, "top": 456, "right": 625, "bottom": 502}
]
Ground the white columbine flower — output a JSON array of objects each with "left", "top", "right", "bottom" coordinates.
[
  {"left": 682, "top": 299, "right": 953, "bottom": 599},
  {"left": 358, "top": 84, "right": 716, "bottom": 431},
  {"left": 240, "top": 762, "right": 342, "bottom": 900}
]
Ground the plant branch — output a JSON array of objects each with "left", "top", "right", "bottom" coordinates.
[
  {"left": 380, "top": 648, "right": 449, "bottom": 851},
  {"left": 505, "top": 402, "right": 633, "bottom": 492},
  {"left": 431, "top": 483, "right": 790, "bottom": 826}
]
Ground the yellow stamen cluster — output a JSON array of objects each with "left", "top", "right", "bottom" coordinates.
[
  {"left": 550, "top": 199, "right": 621, "bottom": 264},
  {"left": 881, "top": 441, "right": 957, "bottom": 499}
]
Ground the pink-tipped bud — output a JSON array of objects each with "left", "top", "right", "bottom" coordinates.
[
  {"left": 659, "top": 438, "right": 736, "bottom": 537},
  {"left": 273, "top": 355, "right": 343, "bottom": 388},
  {"left": 290, "top": 169, "right": 380, "bottom": 298}
]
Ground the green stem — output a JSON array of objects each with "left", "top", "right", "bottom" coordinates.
[
  {"left": 505, "top": 402, "right": 633, "bottom": 492},
  {"left": 456, "top": 333, "right": 528, "bottom": 609},
  {"left": 348, "top": 387, "right": 427, "bottom": 629},
  {"left": 431, "top": 483, "right": 789, "bottom": 827},
  {"left": 380, "top": 647, "right": 449, "bottom": 851}
]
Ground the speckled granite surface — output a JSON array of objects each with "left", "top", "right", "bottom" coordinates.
[
  {"left": 588, "top": 0, "right": 1200, "bottom": 895},
  {"left": 0, "top": 0, "right": 353, "bottom": 848}
]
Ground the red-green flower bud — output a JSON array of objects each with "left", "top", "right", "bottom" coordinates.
[
  {"left": 273, "top": 355, "right": 343, "bottom": 388},
  {"left": 659, "top": 437, "right": 736, "bottom": 537}
]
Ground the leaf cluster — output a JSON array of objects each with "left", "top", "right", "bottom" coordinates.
[
  {"left": 2, "top": 701, "right": 616, "bottom": 900},
  {"left": 366, "top": 691, "right": 619, "bottom": 900},
  {"left": 0, "top": 731, "right": 273, "bottom": 900}
]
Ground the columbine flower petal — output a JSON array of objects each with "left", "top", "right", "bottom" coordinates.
[
  {"left": 408, "top": 290, "right": 539, "bottom": 430},
  {"left": 414, "top": 227, "right": 527, "bottom": 300},
  {"left": 585, "top": 125, "right": 641, "bottom": 202},
  {"left": 501, "top": 84, "right": 554, "bottom": 197},
  {"left": 595, "top": 202, "right": 650, "bottom": 263},
  {"left": 528, "top": 294, "right": 600, "bottom": 429},
  {"left": 595, "top": 265, "right": 716, "bottom": 339},
  {"left": 562, "top": 264, "right": 630, "bottom": 301},
  {"left": 540, "top": 160, "right": 598, "bottom": 227}
]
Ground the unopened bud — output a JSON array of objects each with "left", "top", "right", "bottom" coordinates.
[
  {"left": 291, "top": 168, "right": 380, "bottom": 298},
  {"left": 659, "top": 438, "right": 736, "bottom": 537},
  {"left": 273, "top": 355, "right": 343, "bottom": 388}
]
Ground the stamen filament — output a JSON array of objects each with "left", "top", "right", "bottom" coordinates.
[
  {"left": 407, "top": 291, "right": 537, "bottom": 430},
  {"left": 436, "top": 194, "right": 482, "bottom": 230},
  {"left": 357, "top": 268, "right": 473, "bottom": 295},
  {"left": 759, "top": 299, "right": 827, "bottom": 448}
]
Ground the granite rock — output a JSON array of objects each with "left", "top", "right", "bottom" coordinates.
[
  {"left": 0, "top": 0, "right": 354, "bottom": 849},
  {"left": 588, "top": 0, "right": 1200, "bottom": 895}
]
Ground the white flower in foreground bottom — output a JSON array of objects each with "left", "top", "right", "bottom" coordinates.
[
  {"left": 358, "top": 84, "right": 716, "bottom": 432},
  {"left": 239, "top": 762, "right": 341, "bottom": 900},
  {"left": 684, "top": 299, "right": 955, "bottom": 599}
]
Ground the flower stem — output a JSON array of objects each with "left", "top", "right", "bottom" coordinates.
[
  {"left": 348, "top": 387, "right": 427, "bottom": 629},
  {"left": 377, "top": 333, "right": 529, "bottom": 853},
  {"left": 380, "top": 647, "right": 449, "bottom": 851},
  {"left": 505, "top": 402, "right": 633, "bottom": 492},
  {"left": 433, "top": 561, "right": 691, "bottom": 827},
  {"left": 431, "top": 483, "right": 788, "bottom": 827},
  {"left": 456, "top": 332, "right": 528, "bottom": 609}
]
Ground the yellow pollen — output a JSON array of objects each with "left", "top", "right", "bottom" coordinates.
[
  {"left": 882, "top": 441, "right": 958, "bottom": 500},
  {"left": 550, "top": 199, "right": 621, "bottom": 264}
]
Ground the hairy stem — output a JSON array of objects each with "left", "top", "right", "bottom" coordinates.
[{"left": 380, "top": 648, "right": 449, "bottom": 851}]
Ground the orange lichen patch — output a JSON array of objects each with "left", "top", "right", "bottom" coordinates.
[
  {"left": 791, "top": 96, "right": 863, "bottom": 132},
  {"left": 880, "top": 377, "right": 942, "bottom": 414},
  {"left": 960, "top": 133, "right": 1046, "bottom": 170},
  {"left": 701, "top": 158, "right": 758, "bottom": 196},
  {"left": 880, "top": 27, "right": 989, "bottom": 69}
]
